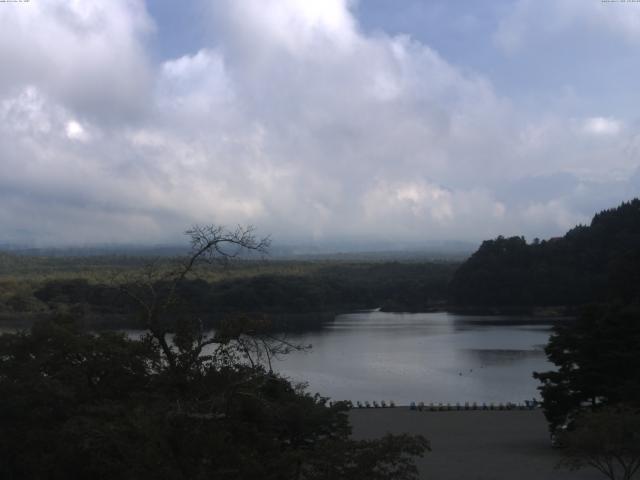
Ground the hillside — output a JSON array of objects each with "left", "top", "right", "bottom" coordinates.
[{"left": 449, "top": 199, "right": 640, "bottom": 307}]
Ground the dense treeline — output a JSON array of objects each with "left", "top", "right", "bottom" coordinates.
[
  {"left": 0, "top": 314, "right": 429, "bottom": 479},
  {"left": 198, "top": 263, "right": 453, "bottom": 314},
  {"left": 5, "top": 199, "right": 640, "bottom": 325},
  {"left": 0, "top": 226, "right": 430, "bottom": 479},
  {"left": 534, "top": 303, "right": 640, "bottom": 430},
  {"left": 500, "top": 199, "right": 640, "bottom": 476},
  {"left": 1, "top": 262, "right": 455, "bottom": 330},
  {"left": 450, "top": 199, "right": 640, "bottom": 307}
]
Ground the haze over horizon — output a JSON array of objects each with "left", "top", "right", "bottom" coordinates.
[{"left": 1, "top": 0, "right": 639, "bottom": 247}]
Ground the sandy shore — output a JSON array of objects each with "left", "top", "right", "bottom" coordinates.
[{"left": 350, "top": 408, "right": 602, "bottom": 480}]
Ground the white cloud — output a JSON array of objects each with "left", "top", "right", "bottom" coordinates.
[
  {"left": 0, "top": 0, "right": 153, "bottom": 121},
  {"left": 1, "top": 86, "right": 52, "bottom": 135},
  {"left": 358, "top": 180, "right": 512, "bottom": 240},
  {"left": 158, "top": 49, "right": 235, "bottom": 113},
  {"left": 363, "top": 181, "right": 454, "bottom": 223},
  {"left": 65, "top": 121, "right": 87, "bottom": 141},
  {"left": 0, "top": 0, "right": 638, "bottom": 245},
  {"left": 522, "top": 200, "right": 581, "bottom": 231},
  {"left": 494, "top": 0, "right": 640, "bottom": 54},
  {"left": 581, "top": 116, "right": 622, "bottom": 136},
  {"left": 212, "top": 0, "right": 359, "bottom": 58}
]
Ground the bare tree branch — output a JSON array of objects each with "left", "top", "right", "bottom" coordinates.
[{"left": 116, "top": 224, "right": 279, "bottom": 373}]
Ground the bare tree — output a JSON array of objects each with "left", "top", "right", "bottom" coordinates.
[
  {"left": 218, "top": 314, "right": 307, "bottom": 373},
  {"left": 558, "top": 406, "right": 640, "bottom": 480},
  {"left": 119, "top": 225, "right": 275, "bottom": 371}
]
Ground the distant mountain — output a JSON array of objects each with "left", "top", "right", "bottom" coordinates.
[
  {"left": 0, "top": 244, "right": 190, "bottom": 258},
  {"left": 0, "top": 241, "right": 475, "bottom": 262},
  {"left": 449, "top": 199, "right": 640, "bottom": 307}
]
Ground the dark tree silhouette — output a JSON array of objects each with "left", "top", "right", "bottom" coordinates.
[
  {"left": 558, "top": 406, "right": 640, "bottom": 480},
  {"left": 119, "top": 225, "right": 271, "bottom": 372},
  {"left": 450, "top": 199, "right": 640, "bottom": 308},
  {"left": 534, "top": 304, "right": 640, "bottom": 431},
  {"left": 0, "top": 225, "right": 430, "bottom": 479}
]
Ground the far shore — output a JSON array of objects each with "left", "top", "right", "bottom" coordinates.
[
  {"left": 443, "top": 305, "right": 579, "bottom": 317},
  {"left": 0, "top": 306, "right": 577, "bottom": 332},
  {"left": 350, "top": 408, "right": 601, "bottom": 480}
]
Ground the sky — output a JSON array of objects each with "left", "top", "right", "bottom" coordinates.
[{"left": 1, "top": 0, "right": 639, "bottom": 247}]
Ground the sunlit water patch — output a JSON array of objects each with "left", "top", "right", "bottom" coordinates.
[{"left": 273, "top": 311, "right": 560, "bottom": 405}]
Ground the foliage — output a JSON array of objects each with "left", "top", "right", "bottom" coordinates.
[
  {"left": 4, "top": 261, "right": 456, "bottom": 331},
  {"left": 0, "top": 316, "right": 159, "bottom": 479},
  {"left": 0, "top": 225, "right": 457, "bottom": 328},
  {"left": 0, "top": 316, "right": 430, "bottom": 479},
  {"left": 534, "top": 304, "right": 640, "bottom": 431},
  {"left": 0, "top": 225, "right": 430, "bottom": 479},
  {"left": 558, "top": 406, "right": 640, "bottom": 480},
  {"left": 450, "top": 199, "right": 640, "bottom": 307}
]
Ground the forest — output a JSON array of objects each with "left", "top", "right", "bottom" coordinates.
[
  {"left": 2, "top": 199, "right": 640, "bottom": 332},
  {"left": 1, "top": 201, "right": 640, "bottom": 479},
  {"left": 450, "top": 199, "right": 640, "bottom": 308},
  {"left": 0, "top": 226, "right": 431, "bottom": 479},
  {"left": 0, "top": 254, "right": 456, "bottom": 332}
]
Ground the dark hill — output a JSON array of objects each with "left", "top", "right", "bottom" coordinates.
[{"left": 449, "top": 199, "right": 640, "bottom": 307}]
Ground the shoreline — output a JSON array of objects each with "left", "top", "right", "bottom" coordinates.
[{"left": 0, "top": 306, "right": 577, "bottom": 332}]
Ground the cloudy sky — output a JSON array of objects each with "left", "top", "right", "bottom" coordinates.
[{"left": 1, "top": 0, "right": 639, "bottom": 247}]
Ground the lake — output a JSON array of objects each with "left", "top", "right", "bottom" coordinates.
[
  {"left": 272, "top": 311, "right": 559, "bottom": 405},
  {"left": 0, "top": 311, "right": 560, "bottom": 405}
]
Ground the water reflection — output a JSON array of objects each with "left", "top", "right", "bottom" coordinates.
[
  {"left": 461, "top": 348, "right": 546, "bottom": 366},
  {"left": 0, "top": 311, "right": 560, "bottom": 405},
  {"left": 275, "top": 311, "right": 558, "bottom": 404}
]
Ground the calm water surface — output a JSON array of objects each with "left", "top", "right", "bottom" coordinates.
[
  {"left": 0, "top": 311, "right": 558, "bottom": 405},
  {"left": 273, "top": 311, "right": 557, "bottom": 405}
]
